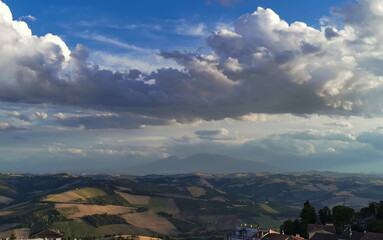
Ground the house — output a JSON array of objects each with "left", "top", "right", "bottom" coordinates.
[
  {"left": 311, "top": 230, "right": 383, "bottom": 240},
  {"left": 307, "top": 224, "right": 336, "bottom": 239},
  {"left": 229, "top": 225, "right": 278, "bottom": 240},
  {"left": 118, "top": 235, "right": 162, "bottom": 240},
  {"left": 310, "top": 233, "right": 338, "bottom": 240},
  {"left": 261, "top": 233, "right": 306, "bottom": 240},
  {"left": 229, "top": 225, "right": 307, "bottom": 240},
  {"left": 28, "top": 229, "right": 64, "bottom": 240}
]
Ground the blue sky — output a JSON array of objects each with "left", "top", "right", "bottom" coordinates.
[
  {"left": 2, "top": 0, "right": 383, "bottom": 174},
  {"left": 3, "top": 0, "right": 353, "bottom": 52}
]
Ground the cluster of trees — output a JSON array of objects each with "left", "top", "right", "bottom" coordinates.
[
  {"left": 281, "top": 200, "right": 383, "bottom": 237},
  {"left": 74, "top": 193, "right": 131, "bottom": 206},
  {"left": 280, "top": 200, "right": 355, "bottom": 237},
  {"left": 83, "top": 213, "right": 128, "bottom": 227},
  {"left": 356, "top": 201, "right": 383, "bottom": 233},
  {"left": 0, "top": 204, "right": 66, "bottom": 231}
]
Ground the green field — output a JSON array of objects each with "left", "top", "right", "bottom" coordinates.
[
  {"left": 4, "top": 172, "right": 379, "bottom": 238},
  {"left": 149, "top": 197, "right": 168, "bottom": 213},
  {"left": 199, "top": 215, "right": 218, "bottom": 224},
  {"left": 74, "top": 188, "right": 106, "bottom": 198},
  {"left": 258, "top": 203, "right": 279, "bottom": 214},
  {"left": 167, "top": 218, "right": 199, "bottom": 232},
  {"left": 99, "top": 224, "right": 153, "bottom": 236},
  {"left": 251, "top": 214, "right": 281, "bottom": 229},
  {"left": 54, "top": 219, "right": 106, "bottom": 238}
]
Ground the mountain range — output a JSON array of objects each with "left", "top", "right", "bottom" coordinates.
[{"left": 130, "top": 153, "right": 283, "bottom": 175}]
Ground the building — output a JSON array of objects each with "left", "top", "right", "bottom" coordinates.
[
  {"left": 229, "top": 225, "right": 306, "bottom": 240},
  {"left": 229, "top": 225, "right": 278, "bottom": 240},
  {"left": 310, "top": 230, "right": 383, "bottom": 240},
  {"left": 123, "top": 236, "right": 161, "bottom": 240},
  {"left": 28, "top": 229, "right": 64, "bottom": 240},
  {"left": 310, "top": 233, "right": 338, "bottom": 240},
  {"left": 307, "top": 224, "right": 336, "bottom": 239},
  {"left": 261, "top": 233, "right": 306, "bottom": 240}
]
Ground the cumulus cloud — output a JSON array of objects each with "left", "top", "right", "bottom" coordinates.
[
  {"left": 239, "top": 113, "right": 268, "bottom": 122},
  {"left": 325, "top": 120, "right": 353, "bottom": 128},
  {"left": 54, "top": 113, "right": 67, "bottom": 119},
  {"left": 175, "top": 21, "right": 207, "bottom": 36},
  {"left": 19, "top": 15, "right": 36, "bottom": 21},
  {"left": 2, "top": 0, "right": 383, "bottom": 129},
  {"left": 8, "top": 111, "right": 20, "bottom": 117},
  {"left": 0, "top": 121, "right": 29, "bottom": 131},
  {"left": 48, "top": 147, "right": 84, "bottom": 155},
  {"left": 30, "top": 112, "right": 48, "bottom": 120}
]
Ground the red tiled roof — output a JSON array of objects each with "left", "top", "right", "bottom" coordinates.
[
  {"left": 287, "top": 236, "right": 306, "bottom": 240},
  {"left": 261, "top": 233, "right": 289, "bottom": 240},
  {"left": 310, "top": 233, "right": 338, "bottom": 240},
  {"left": 261, "top": 233, "right": 306, "bottom": 240},
  {"left": 308, "top": 224, "right": 336, "bottom": 235},
  {"left": 29, "top": 229, "right": 65, "bottom": 238}
]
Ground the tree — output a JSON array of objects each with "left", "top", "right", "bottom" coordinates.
[
  {"left": 281, "top": 220, "right": 295, "bottom": 235},
  {"left": 332, "top": 205, "right": 355, "bottom": 234},
  {"left": 369, "top": 202, "right": 377, "bottom": 216},
  {"left": 300, "top": 200, "right": 317, "bottom": 224},
  {"left": 9, "top": 231, "right": 17, "bottom": 240},
  {"left": 319, "top": 206, "right": 332, "bottom": 225},
  {"left": 280, "top": 218, "right": 303, "bottom": 236},
  {"left": 359, "top": 206, "right": 372, "bottom": 219},
  {"left": 377, "top": 201, "right": 383, "bottom": 219}
]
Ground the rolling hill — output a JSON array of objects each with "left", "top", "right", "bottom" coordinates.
[{"left": 0, "top": 171, "right": 383, "bottom": 238}]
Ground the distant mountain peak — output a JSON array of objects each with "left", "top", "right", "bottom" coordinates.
[{"left": 130, "top": 153, "right": 283, "bottom": 175}]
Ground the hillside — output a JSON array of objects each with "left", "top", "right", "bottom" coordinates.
[{"left": 0, "top": 172, "right": 383, "bottom": 238}]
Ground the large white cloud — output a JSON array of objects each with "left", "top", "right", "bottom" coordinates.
[{"left": 1, "top": 0, "right": 383, "bottom": 129}]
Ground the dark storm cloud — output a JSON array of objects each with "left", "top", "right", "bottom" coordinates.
[{"left": 2, "top": 0, "right": 383, "bottom": 129}]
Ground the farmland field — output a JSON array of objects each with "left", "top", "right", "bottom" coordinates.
[{"left": 56, "top": 204, "right": 134, "bottom": 219}]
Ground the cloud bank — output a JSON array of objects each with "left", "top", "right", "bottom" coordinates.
[{"left": 1, "top": 0, "right": 383, "bottom": 129}]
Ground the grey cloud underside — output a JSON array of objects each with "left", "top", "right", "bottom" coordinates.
[
  {"left": 169, "top": 128, "right": 383, "bottom": 172},
  {"left": 1, "top": 0, "right": 383, "bottom": 129}
]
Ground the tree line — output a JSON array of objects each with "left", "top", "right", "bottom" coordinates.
[{"left": 280, "top": 200, "right": 383, "bottom": 238}]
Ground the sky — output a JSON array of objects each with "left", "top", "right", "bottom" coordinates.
[{"left": 2, "top": 0, "right": 383, "bottom": 174}]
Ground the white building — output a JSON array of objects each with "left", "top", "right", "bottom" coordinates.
[{"left": 229, "top": 225, "right": 278, "bottom": 240}]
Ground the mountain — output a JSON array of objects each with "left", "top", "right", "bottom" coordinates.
[{"left": 130, "top": 153, "right": 283, "bottom": 174}]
